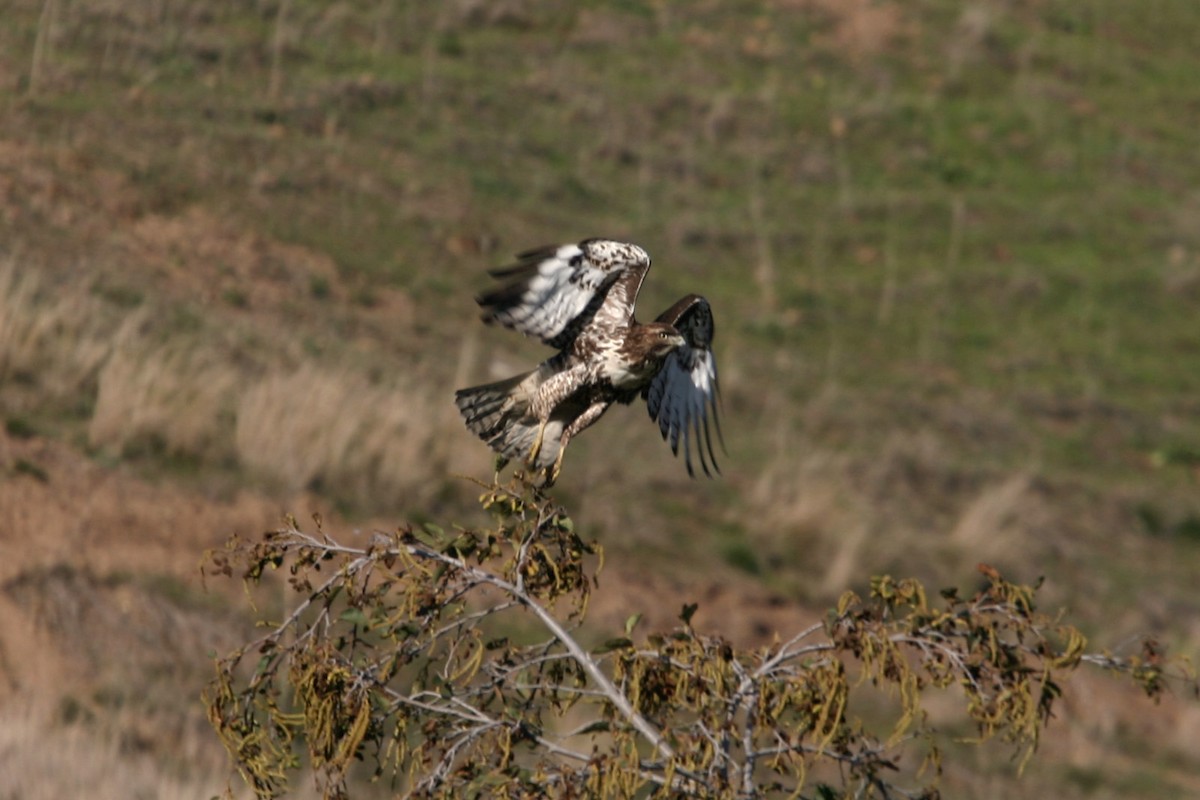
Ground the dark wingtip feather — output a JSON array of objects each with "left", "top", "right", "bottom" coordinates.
[
  {"left": 476, "top": 278, "right": 532, "bottom": 312},
  {"left": 693, "top": 411, "right": 714, "bottom": 478},
  {"left": 682, "top": 424, "right": 696, "bottom": 478},
  {"left": 701, "top": 413, "right": 721, "bottom": 477}
]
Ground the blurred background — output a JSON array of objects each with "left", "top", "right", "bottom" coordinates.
[{"left": 1, "top": 0, "right": 1198, "bottom": 797}]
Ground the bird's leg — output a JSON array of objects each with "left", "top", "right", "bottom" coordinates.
[
  {"left": 543, "top": 401, "right": 611, "bottom": 487},
  {"left": 526, "top": 417, "right": 549, "bottom": 468},
  {"left": 545, "top": 440, "right": 571, "bottom": 487},
  {"left": 523, "top": 365, "right": 586, "bottom": 469}
]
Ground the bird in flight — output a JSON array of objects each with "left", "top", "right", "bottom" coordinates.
[{"left": 455, "top": 238, "right": 722, "bottom": 486}]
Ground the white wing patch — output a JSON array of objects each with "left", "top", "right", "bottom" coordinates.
[
  {"left": 487, "top": 244, "right": 611, "bottom": 344},
  {"left": 478, "top": 240, "right": 649, "bottom": 349},
  {"left": 646, "top": 345, "right": 722, "bottom": 477},
  {"left": 460, "top": 240, "right": 725, "bottom": 482}
]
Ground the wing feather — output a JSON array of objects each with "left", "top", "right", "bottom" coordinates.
[
  {"left": 644, "top": 295, "right": 724, "bottom": 477},
  {"left": 477, "top": 239, "right": 651, "bottom": 349}
]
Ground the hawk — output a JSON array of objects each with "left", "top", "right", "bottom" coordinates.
[{"left": 454, "top": 238, "right": 722, "bottom": 486}]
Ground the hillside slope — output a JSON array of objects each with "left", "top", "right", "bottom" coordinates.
[{"left": 2, "top": 1, "right": 1199, "bottom": 796}]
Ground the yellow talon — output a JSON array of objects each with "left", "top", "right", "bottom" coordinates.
[
  {"left": 527, "top": 419, "right": 548, "bottom": 467},
  {"left": 544, "top": 448, "right": 566, "bottom": 487}
]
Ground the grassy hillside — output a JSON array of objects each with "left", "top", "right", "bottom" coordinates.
[{"left": 2, "top": 1, "right": 1199, "bottom": 796}]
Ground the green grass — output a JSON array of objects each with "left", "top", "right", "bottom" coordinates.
[
  {"left": 15, "top": 2, "right": 1199, "bottom": 484},
  {"left": 4, "top": 0, "right": 1199, "bottom": 626}
]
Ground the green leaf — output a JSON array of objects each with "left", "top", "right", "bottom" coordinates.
[
  {"left": 443, "top": 534, "right": 477, "bottom": 556},
  {"left": 340, "top": 608, "right": 369, "bottom": 626},
  {"left": 593, "top": 637, "right": 634, "bottom": 654},
  {"left": 624, "top": 613, "right": 642, "bottom": 637}
]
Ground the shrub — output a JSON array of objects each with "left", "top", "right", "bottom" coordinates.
[{"left": 204, "top": 477, "right": 1193, "bottom": 799}]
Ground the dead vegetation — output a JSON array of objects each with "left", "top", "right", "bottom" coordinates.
[
  {"left": 0, "top": 257, "right": 464, "bottom": 509},
  {"left": 0, "top": 427, "right": 276, "bottom": 796},
  {"left": 0, "top": 702, "right": 255, "bottom": 800}
]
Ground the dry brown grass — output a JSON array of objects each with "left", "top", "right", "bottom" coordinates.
[
  {"left": 0, "top": 701, "right": 259, "bottom": 800},
  {"left": 88, "top": 314, "right": 242, "bottom": 460},
  {"left": 0, "top": 256, "right": 470, "bottom": 507},
  {"left": 235, "top": 364, "right": 455, "bottom": 505},
  {"left": 0, "top": 257, "right": 242, "bottom": 462},
  {"left": 950, "top": 472, "right": 1039, "bottom": 561},
  {"left": 749, "top": 448, "right": 869, "bottom": 595},
  {"left": 0, "top": 428, "right": 284, "bottom": 798},
  {"left": 0, "top": 258, "right": 115, "bottom": 408}
]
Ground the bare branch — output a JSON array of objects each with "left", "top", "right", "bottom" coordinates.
[{"left": 204, "top": 480, "right": 1195, "bottom": 799}]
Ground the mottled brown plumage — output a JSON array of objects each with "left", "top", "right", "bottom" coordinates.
[{"left": 455, "top": 239, "right": 722, "bottom": 485}]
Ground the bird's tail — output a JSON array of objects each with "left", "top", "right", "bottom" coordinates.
[
  {"left": 455, "top": 371, "right": 532, "bottom": 439},
  {"left": 454, "top": 371, "right": 563, "bottom": 469}
]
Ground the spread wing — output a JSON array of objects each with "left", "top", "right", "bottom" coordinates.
[
  {"left": 643, "top": 294, "right": 724, "bottom": 477},
  {"left": 476, "top": 239, "right": 651, "bottom": 349}
]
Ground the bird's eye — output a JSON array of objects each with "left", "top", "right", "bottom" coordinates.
[{"left": 659, "top": 331, "right": 667, "bottom": 339}]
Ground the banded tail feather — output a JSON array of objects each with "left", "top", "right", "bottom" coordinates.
[{"left": 454, "top": 372, "right": 563, "bottom": 470}]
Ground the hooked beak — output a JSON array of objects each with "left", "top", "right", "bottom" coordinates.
[{"left": 657, "top": 332, "right": 686, "bottom": 356}]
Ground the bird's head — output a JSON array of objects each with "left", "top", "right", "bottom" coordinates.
[{"left": 640, "top": 322, "right": 686, "bottom": 358}]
